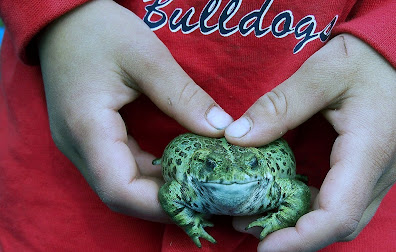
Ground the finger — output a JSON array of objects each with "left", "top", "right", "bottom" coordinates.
[
  {"left": 321, "top": 42, "right": 396, "bottom": 240},
  {"left": 70, "top": 106, "right": 169, "bottom": 222},
  {"left": 232, "top": 215, "right": 262, "bottom": 239},
  {"left": 224, "top": 35, "right": 351, "bottom": 146},
  {"left": 116, "top": 13, "right": 233, "bottom": 135},
  {"left": 37, "top": 1, "right": 176, "bottom": 223},
  {"left": 343, "top": 183, "right": 393, "bottom": 241},
  {"left": 256, "top": 130, "right": 391, "bottom": 251},
  {"left": 127, "top": 136, "right": 162, "bottom": 177},
  {"left": 41, "top": 0, "right": 233, "bottom": 137},
  {"left": 255, "top": 40, "right": 396, "bottom": 251},
  {"left": 233, "top": 187, "right": 318, "bottom": 239}
]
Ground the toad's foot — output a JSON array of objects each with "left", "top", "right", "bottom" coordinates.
[
  {"left": 177, "top": 210, "right": 216, "bottom": 247},
  {"left": 246, "top": 179, "right": 310, "bottom": 239},
  {"left": 159, "top": 181, "right": 216, "bottom": 247}
]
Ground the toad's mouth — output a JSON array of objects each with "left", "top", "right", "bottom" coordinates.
[
  {"left": 192, "top": 180, "right": 270, "bottom": 215},
  {"left": 201, "top": 180, "right": 263, "bottom": 191},
  {"left": 191, "top": 178, "right": 266, "bottom": 197},
  {"left": 196, "top": 176, "right": 267, "bottom": 185},
  {"left": 203, "top": 180, "right": 260, "bottom": 185}
]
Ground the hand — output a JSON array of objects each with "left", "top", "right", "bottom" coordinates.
[
  {"left": 228, "top": 34, "right": 396, "bottom": 251},
  {"left": 38, "top": 0, "right": 232, "bottom": 222}
]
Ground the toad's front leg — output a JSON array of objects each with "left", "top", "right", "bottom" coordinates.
[
  {"left": 247, "top": 179, "right": 311, "bottom": 239},
  {"left": 159, "top": 181, "right": 216, "bottom": 247}
]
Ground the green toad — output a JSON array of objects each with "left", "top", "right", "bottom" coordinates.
[{"left": 153, "top": 133, "right": 310, "bottom": 247}]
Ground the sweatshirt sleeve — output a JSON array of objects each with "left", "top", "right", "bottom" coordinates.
[
  {"left": 0, "top": 0, "right": 91, "bottom": 64},
  {"left": 333, "top": 0, "right": 396, "bottom": 67}
]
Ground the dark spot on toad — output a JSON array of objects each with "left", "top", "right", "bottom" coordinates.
[{"left": 176, "top": 159, "right": 182, "bottom": 165}]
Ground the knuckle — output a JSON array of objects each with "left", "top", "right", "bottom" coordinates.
[
  {"left": 177, "top": 80, "right": 202, "bottom": 107},
  {"left": 96, "top": 185, "right": 124, "bottom": 213},
  {"left": 334, "top": 34, "right": 366, "bottom": 60},
  {"left": 335, "top": 215, "right": 360, "bottom": 239},
  {"left": 49, "top": 116, "right": 82, "bottom": 152},
  {"left": 165, "top": 80, "right": 203, "bottom": 121},
  {"left": 97, "top": 189, "right": 112, "bottom": 206},
  {"left": 331, "top": 34, "right": 351, "bottom": 59},
  {"left": 48, "top": 116, "right": 79, "bottom": 156},
  {"left": 342, "top": 230, "right": 359, "bottom": 242},
  {"left": 359, "top": 129, "right": 396, "bottom": 174},
  {"left": 48, "top": 124, "right": 65, "bottom": 150},
  {"left": 371, "top": 145, "right": 394, "bottom": 173},
  {"left": 303, "top": 34, "right": 360, "bottom": 83},
  {"left": 257, "top": 88, "right": 288, "bottom": 119}
]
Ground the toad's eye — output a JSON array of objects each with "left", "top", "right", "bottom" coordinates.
[
  {"left": 205, "top": 158, "right": 217, "bottom": 171},
  {"left": 249, "top": 156, "right": 259, "bottom": 169}
]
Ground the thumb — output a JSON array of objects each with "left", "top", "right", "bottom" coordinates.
[
  {"left": 117, "top": 13, "right": 233, "bottom": 136},
  {"left": 224, "top": 35, "right": 350, "bottom": 145}
]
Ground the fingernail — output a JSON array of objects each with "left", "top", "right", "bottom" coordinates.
[
  {"left": 225, "top": 117, "right": 252, "bottom": 138},
  {"left": 206, "top": 106, "right": 233, "bottom": 130}
]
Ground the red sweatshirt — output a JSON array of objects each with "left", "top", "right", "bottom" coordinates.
[{"left": 1, "top": 0, "right": 395, "bottom": 251}]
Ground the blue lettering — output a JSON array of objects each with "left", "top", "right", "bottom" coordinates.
[
  {"left": 238, "top": 0, "right": 272, "bottom": 37},
  {"left": 200, "top": 0, "right": 221, "bottom": 34},
  {"left": 142, "top": 0, "right": 339, "bottom": 54},
  {"left": 143, "top": 0, "right": 173, "bottom": 30},
  {"left": 169, "top": 8, "right": 199, "bottom": 33},
  {"left": 294, "top": 16, "right": 319, "bottom": 54},
  {"left": 319, "top": 15, "right": 338, "bottom": 42},
  {"left": 219, "top": 0, "right": 241, "bottom": 36},
  {"left": 271, "top": 11, "right": 294, "bottom": 38}
]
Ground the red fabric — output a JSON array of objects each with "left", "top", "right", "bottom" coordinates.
[
  {"left": 333, "top": 0, "right": 396, "bottom": 67},
  {"left": 0, "top": 0, "right": 91, "bottom": 63},
  {"left": 1, "top": 0, "right": 395, "bottom": 251}
]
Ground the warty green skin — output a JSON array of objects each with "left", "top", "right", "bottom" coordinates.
[{"left": 154, "top": 133, "right": 310, "bottom": 248}]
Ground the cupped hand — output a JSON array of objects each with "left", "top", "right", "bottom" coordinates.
[
  {"left": 38, "top": 0, "right": 232, "bottom": 222},
  {"left": 228, "top": 34, "right": 396, "bottom": 251}
]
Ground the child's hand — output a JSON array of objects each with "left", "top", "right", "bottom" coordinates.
[
  {"left": 38, "top": 0, "right": 232, "bottom": 222},
  {"left": 229, "top": 34, "right": 396, "bottom": 251}
]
